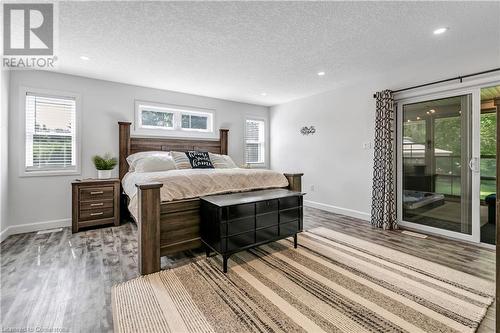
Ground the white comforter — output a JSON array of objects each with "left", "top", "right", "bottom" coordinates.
[{"left": 123, "top": 168, "right": 289, "bottom": 220}]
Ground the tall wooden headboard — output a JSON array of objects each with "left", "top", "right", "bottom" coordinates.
[{"left": 118, "top": 122, "right": 228, "bottom": 180}]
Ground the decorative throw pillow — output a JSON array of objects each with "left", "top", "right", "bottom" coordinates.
[
  {"left": 209, "top": 153, "right": 229, "bottom": 168},
  {"left": 170, "top": 151, "right": 192, "bottom": 169},
  {"left": 134, "top": 156, "right": 176, "bottom": 172},
  {"left": 185, "top": 151, "right": 214, "bottom": 169},
  {"left": 209, "top": 153, "right": 238, "bottom": 169}
]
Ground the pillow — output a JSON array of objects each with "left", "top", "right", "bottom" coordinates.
[
  {"left": 134, "top": 156, "right": 176, "bottom": 172},
  {"left": 126, "top": 151, "right": 170, "bottom": 171},
  {"left": 209, "top": 153, "right": 238, "bottom": 169},
  {"left": 209, "top": 153, "right": 229, "bottom": 168},
  {"left": 170, "top": 151, "right": 192, "bottom": 169},
  {"left": 185, "top": 151, "right": 214, "bottom": 169}
]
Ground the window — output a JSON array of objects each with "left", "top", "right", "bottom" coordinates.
[
  {"left": 245, "top": 119, "right": 265, "bottom": 164},
  {"left": 181, "top": 113, "right": 208, "bottom": 130},
  {"left": 139, "top": 106, "right": 174, "bottom": 130},
  {"left": 24, "top": 90, "right": 79, "bottom": 175},
  {"left": 135, "top": 101, "right": 214, "bottom": 137}
]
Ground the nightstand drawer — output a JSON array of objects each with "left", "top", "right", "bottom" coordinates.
[
  {"left": 80, "top": 186, "right": 114, "bottom": 201},
  {"left": 80, "top": 200, "right": 114, "bottom": 211},
  {"left": 79, "top": 208, "right": 114, "bottom": 221}
]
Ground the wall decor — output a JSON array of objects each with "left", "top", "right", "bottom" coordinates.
[{"left": 300, "top": 126, "right": 316, "bottom": 135}]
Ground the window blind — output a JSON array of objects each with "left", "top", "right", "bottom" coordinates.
[
  {"left": 25, "top": 93, "right": 77, "bottom": 171},
  {"left": 245, "top": 119, "right": 265, "bottom": 164}
]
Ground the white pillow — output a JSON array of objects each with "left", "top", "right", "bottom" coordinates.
[
  {"left": 134, "top": 156, "right": 176, "bottom": 172},
  {"left": 126, "top": 151, "right": 171, "bottom": 171}
]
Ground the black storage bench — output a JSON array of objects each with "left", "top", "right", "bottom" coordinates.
[{"left": 200, "top": 189, "right": 304, "bottom": 273}]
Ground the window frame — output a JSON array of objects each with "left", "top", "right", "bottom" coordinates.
[
  {"left": 134, "top": 100, "right": 215, "bottom": 138},
  {"left": 244, "top": 117, "right": 266, "bottom": 166},
  {"left": 20, "top": 86, "right": 82, "bottom": 177}
]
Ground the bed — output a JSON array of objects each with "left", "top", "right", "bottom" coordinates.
[{"left": 118, "top": 122, "right": 303, "bottom": 275}]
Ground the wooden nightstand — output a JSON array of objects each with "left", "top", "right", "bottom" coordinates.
[{"left": 72, "top": 179, "right": 120, "bottom": 233}]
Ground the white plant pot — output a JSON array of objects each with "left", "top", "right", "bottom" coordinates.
[{"left": 97, "top": 170, "right": 112, "bottom": 179}]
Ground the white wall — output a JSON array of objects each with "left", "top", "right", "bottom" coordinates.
[
  {"left": 7, "top": 70, "right": 269, "bottom": 234},
  {"left": 0, "top": 70, "right": 10, "bottom": 240},
  {"left": 270, "top": 79, "right": 379, "bottom": 220}
]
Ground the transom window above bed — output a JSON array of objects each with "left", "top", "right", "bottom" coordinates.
[
  {"left": 135, "top": 100, "right": 215, "bottom": 137},
  {"left": 22, "top": 88, "right": 81, "bottom": 176}
]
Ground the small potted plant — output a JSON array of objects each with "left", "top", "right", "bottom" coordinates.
[{"left": 92, "top": 154, "right": 117, "bottom": 179}]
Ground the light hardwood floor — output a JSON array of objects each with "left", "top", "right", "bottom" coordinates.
[{"left": 0, "top": 207, "right": 495, "bottom": 332}]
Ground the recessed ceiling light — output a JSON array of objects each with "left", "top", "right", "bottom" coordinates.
[
  {"left": 80, "top": 56, "right": 90, "bottom": 61},
  {"left": 433, "top": 27, "right": 448, "bottom": 35},
  {"left": 317, "top": 71, "right": 325, "bottom": 76},
  {"left": 260, "top": 92, "right": 267, "bottom": 96}
]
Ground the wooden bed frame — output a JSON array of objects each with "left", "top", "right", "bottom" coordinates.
[{"left": 118, "top": 122, "right": 303, "bottom": 275}]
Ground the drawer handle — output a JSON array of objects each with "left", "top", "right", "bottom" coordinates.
[
  {"left": 90, "top": 203, "right": 104, "bottom": 207},
  {"left": 90, "top": 191, "right": 104, "bottom": 195},
  {"left": 90, "top": 212, "right": 104, "bottom": 216}
]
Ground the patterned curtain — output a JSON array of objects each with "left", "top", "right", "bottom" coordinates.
[{"left": 371, "top": 90, "right": 397, "bottom": 230}]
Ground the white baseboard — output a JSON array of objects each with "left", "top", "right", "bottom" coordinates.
[
  {"left": 304, "top": 200, "right": 370, "bottom": 221},
  {"left": 0, "top": 218, "right": 71, "bottom": 242},
  {"left": 0, "top": 202, "right": 370, "bottom": 242}
]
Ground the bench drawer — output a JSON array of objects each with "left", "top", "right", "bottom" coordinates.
[
  {"left": 256, "top": 226, "right": 278, "bottom": 243},
  {"left": 227, "top": 203, "right": 254, "bottom": 220},
  {"left": 225, "top": 231, "right": 255, "bottom": 252},
  {"left": 226, "top": 217, "right": 255, "bottom": 236},
  {"left": 256, "top": 199, "right": 278, "bottom": 214},
  {"left": 256, "top": 212, "right": 278, "bottom": 228},
  {"left": 280, "top": 208, "right": 300, "bottom": 223},
  {"left": 279, "top": 196, "right": 300, "bottom": 210}
]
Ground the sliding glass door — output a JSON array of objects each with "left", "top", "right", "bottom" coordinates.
[
  {"left": 397, "top": 83, "right": 500, "bottom": 243},
  {"left": 400, "top": 95, "right": 473, "bottom": 235},
  {"left": 479, "top": 85, "right": 500, "bottom": 245}
]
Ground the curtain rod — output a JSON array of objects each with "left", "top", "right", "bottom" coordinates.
[{"left": 372, "top": 68, "right": 500, "bottom": 98}]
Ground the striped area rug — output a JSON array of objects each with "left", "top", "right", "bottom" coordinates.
[{"left": 112, "top": 227, "right": 494, "bottom": 333}]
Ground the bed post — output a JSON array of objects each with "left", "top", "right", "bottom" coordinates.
[
  {"left": 220, "top": 129, "right": 229, "bottom": 155},
  {"left": 136, "top": 182, "right": 163, "bottom": 275},
  {"left": 284, "top": 173, "right": 303, "bottom": 192},
  {"left": 118, "top": 122, "right": 131, "bottom": 181}
]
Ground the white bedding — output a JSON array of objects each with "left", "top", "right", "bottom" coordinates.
[{"left": 123, "top": 168, "right": 289, "bottom": 220}]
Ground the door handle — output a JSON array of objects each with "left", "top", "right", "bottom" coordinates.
[{"left": 468, "top": 157, "right": 479, "bottom": 172}]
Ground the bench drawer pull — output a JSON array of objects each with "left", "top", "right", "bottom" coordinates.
[
  {"left": 90, "top": 203, "right": 104, "bottom": 207},
  {"left": 90, "top": 212, "right": 104, "bottom": 216},
  {"left": 90, "top": 191, "right": 104, "bottom": 195}
]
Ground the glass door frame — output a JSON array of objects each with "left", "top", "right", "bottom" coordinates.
[{"left": 396, "top": 80, "right": 499, "bottom": 243}]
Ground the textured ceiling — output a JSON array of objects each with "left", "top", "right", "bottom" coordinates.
[{"left": 56, "top": 1, "right": 500, "bottom": 106}]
